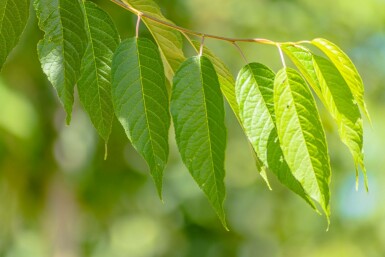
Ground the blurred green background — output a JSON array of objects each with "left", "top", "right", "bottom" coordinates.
[{"left": 1, "top": 0, "right": 385, "bottom": 256}]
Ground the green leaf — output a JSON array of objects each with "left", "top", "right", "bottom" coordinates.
[
  {"left": 312, "top": 55, "right": 367, "bottom": 190},
  {"left": 311, "top": 38, "right": 370, "bottom": 122},
  {"left": 191, "top": 40, "right": 238, "bottom": 116},
  {"left": 171, "top": 56, "right": 227, "bottom": 228},
  {"left": 0, "top": 0, "right": 30, "bottom": 71},
  {"left": 274, "top": 68, "right": 331, "bottom": 218},
  {"left": 236, "top": 63, "right": 316, "bottom": 209},
  {"left": 122, "top": 0, "right": 185, "bottom": 80},
  {"left": 281, "top": 45, "right": 322, "bottom": 99},
  {"left": 78, "top": 1, "right": 120, "bottom": 143},
  {"left": 111, "top": 37, "right": 170, "bottom": 198},
  {"left": 34, "top": 0, "right": 86, "bottom": 124}
]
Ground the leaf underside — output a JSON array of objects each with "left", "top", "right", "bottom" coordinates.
[
  {"left": 236, "top": 63, "right": 316, "bottom": 209},
  {"left": 78, "top": 1, "right": 120, "bottom": 143},
  {"left": 171, "top": 56, "right": 227, "bottom": 228},
  {"left": 111, "top": 37, "right": 170, "bottom": 198},
  {"left": 274, "top": 68, "right": 331, "bottom": 218},
  {"left": 312, "top": 55, "right": 367, "bottom": 189},
  {"left": 0, "top": 0, "right": 30, "bottom": 71},
  {"left": 34, "top": 0, "right": 86, "bottom": 124},
  {"left": 312, "top": 38, "right": 371, "bottom": 122}
]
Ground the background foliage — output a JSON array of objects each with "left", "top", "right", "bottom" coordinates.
[{"left": 0, "top": 0, "right": 384, "bottom": 256}]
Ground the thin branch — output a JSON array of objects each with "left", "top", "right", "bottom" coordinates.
[{"left": 108, "top": 0, "right": 277, "bottom": 45}]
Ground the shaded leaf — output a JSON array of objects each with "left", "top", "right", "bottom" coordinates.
[
  {"left": 78, "top": 1, "right": 120, "bottom": 143},
  {"left": 312, "top": 38, "right": 370, "bottom": 122},
  {"left": 236, "top": 63, "right": 316, "bottom": 209},
  {"left": 313, "top": 55, "right": 367, "bottom": 189},
  {"left": 34, "top": 0, "right": 86, "bottom": 123},
  {"left": 274, "top": 68, "right": 331, "bottom": 218},
  {"left": 111, "top": 37, "right": 170, "bottom": 198},
  {"left": 0, "top": 0, "right": 29, "bottom": 71},
  {"left": 171, "top": 56, "right": 227, "bottom": 228},
  {"left": 122, "top": 0, "right": 185, "bottom": 80}
]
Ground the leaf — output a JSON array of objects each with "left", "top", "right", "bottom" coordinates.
[
  {"left": 311, "top": 38, "right": 370, "bottom": 122},
  {"left": 191, "top": 40, "right": 238, "bottom": 116},
  {"left": 0, "top": 0, "right": 30, "bottom": 71},
  {"left": 122, "top": 0, "right": 185, "bottom": 80},
  {"left": 111, "top": 37, "right": 170, "bottom": 198},
  {"left": 78, "top": 1, "right": 120, "bottom": 143},
  {"left": 312, "top": 55, "right": 367, "bottom": 190},
  {"left": 274, "top": 68, "right": 331, "bottom": 218},
  {"left": 170, "top": 56, "right": 227, "bottom": 228},
  {"left": 191, "top": 41, "right": 272, "bottom": 187},
  {"left": 236, "top": 63, "right": 316, "bottom": 209},
  {"left": 34, "top": 0, "right": 86, "bottom": 124},
  {"left": 281, "top": 44, "right": 322, "bottom": 99}
]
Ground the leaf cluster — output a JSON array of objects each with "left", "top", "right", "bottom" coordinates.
[{"left": 0, "top": 0, "right": 370, "bottom": 228}]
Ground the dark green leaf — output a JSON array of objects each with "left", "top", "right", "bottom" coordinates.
[
  {"left": 0, "top": 0, "right": 29, "bottom": 71},
  {"left": 78, "top": 1, "right": 120, "bottom": 143},
  {"left": 236, "top": 63, "right": 316, "bottom": 209},
  {"left": 274, "top": 68, "right": 331, "bottom": 218},
  {"left": 171, "top": 56, "right": 227, "bottom": 228},
  {"left": 34, "top": 0, "right": 86, "bottom": 123},
  {"left": 313, "top": 55, "right": 367, "bottom": 189},
  {"left": 111, "top": 37, "right": 170, "bottom": 198}
]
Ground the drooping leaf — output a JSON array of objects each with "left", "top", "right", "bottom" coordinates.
[
  {"left": 78, "top": 1, "right": 120, "bottom": 143},
  {"left": 311, "top": 38, "right": 370, "bottom": 122},
  {"left": 171, "top": 56, "right": 227, "bottom": 228},
  {"left": 34, "top": 0, "right": 86, "bottom": 124},
  {"left": 122, "top": 0, "right": 185, "bottom": 80},
  {"left": 274, "top": 68, "right": 331, "bottom": 218},
  {"left": 312, "top": 55, "right": 367, "bottom": 190},
  {"left": 0, "top": 0, "right": 29, "bottom": 71},
  {"left": 111, "top": 37, "right": 170, "bottom": 198},
  {"left": 281, "top": 44, "right": 322, "bottom": 99},
  {"left": 236, "top": 63, "right": 316, "bottom": 209}
]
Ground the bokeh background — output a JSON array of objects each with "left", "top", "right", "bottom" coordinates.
[{"left": 1, "top": 0, "right": 385, "bottom": 256}]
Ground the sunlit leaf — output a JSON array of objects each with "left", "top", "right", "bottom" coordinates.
[
  {"left": 111, "top": 37, "right": 170, "bottom": 198},
  {"left": 281, "top": 44, "right": 322, "bottom": 99},
  {"left": 0, "top": 0, "right": 29, "bottom": 71},
  {"left": 171, "top": 56, "right": 227, "bottom": 228},
  {"left": 313, "top": 55, "right": 367, "bottom": 190},
  {"left": 34, "top": 0, "right": 86, "bottom": 123},
  {"left": 274, "top": 68, "right": 331, "bottom": 218},
  {"left": 78, "top": 1, "right": 120, "bottom": 143},
  {"left": 312, "top": 38, "right": 370, "bottom": 122},
  {"left": 236, "top": 63, "right": 316, "bottom": 209},
  {"left": 122, "top": 0, "right": 185, "bottom": 81}
]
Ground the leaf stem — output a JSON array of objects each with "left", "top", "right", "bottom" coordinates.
[
  {"left": 136, "top": 14, "right": 141, "bottom": 38},
  {"left": 276, "top": 43, "right": 286, "bottom": 68},
  {"left": 199, "top": 35, "right": 205, "bottom": 57},
  {"left": 232, "top": 42, "right": 248, "bottom": 63}
]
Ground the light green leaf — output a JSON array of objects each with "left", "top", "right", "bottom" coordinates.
[
  {"left": 0, "top": 0, "right": 29, "bottom": 71},
  {"left": 313, "top": 55, "right": 367, "bottom": 190},
  {"left": 34, "top": 0, "right": 86, "bottom": 124},
  {"left": 111, "top": 37, "right": 170, "bottom": 198},
  {"left": 122, "top": 0, "right": 185, "bottom": 80},
  {"left": 236, "top": 63, "right": 316, "bottom": 209},
  {"left": 311, "top": 38, "right": 370, "bottom": 122},
  {"left": 171, "top": 56, "right": 227, "bottom": 228},
  {"left": 78, "top": 1, "right": 120, "bottom": 143},
  {"left": 274, "top": 68, "right": 331, "bottom": 218},
  {"left": 281, "top": 44, "right": 322, "bottom": 99}
]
